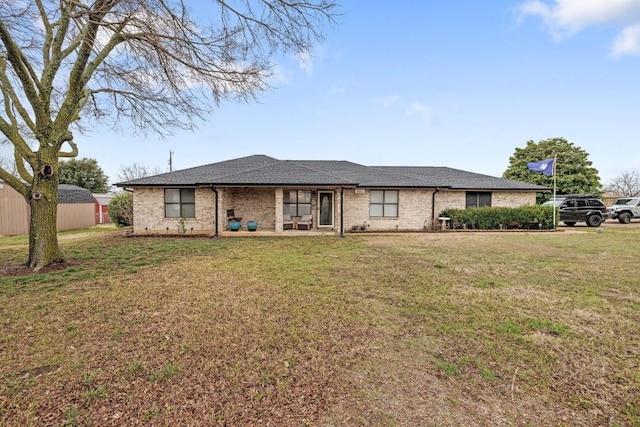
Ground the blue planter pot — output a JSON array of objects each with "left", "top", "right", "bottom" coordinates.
[
  {"left": 247, "top": 221, "right": 258, "bottom": 231},
  {"left": 229, "top": 221, "right": 241, "bottom": 231}
]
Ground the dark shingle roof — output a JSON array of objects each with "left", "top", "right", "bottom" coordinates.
[
  {"left": 374, "top": 166, "right": 546, "bottom": 190},
  {"left": 116, "top": 155, "right": 282, "bottom": 186},
  {"left": 293, "top": 160, "right": 421, "bottom": 187},
  {"left": 116, "top": 155, "right": 547, "bottom": 191},
  {"left": 117, "top": 155, "right": 357, "bottom": 187},
  {"left": 58, "top": 184, "right": 95, "bottom": 203}
]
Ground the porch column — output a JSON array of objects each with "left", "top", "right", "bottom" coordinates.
[
  {"left": 217, "top": 188, "right": 226, "bottom": 233},
  {"left": 275, "top": 188, "right": 284, "bottom": 232}
]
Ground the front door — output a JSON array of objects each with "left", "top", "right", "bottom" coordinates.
[{"left": 318, "top": 191, "right": 334, "bottom": 227}]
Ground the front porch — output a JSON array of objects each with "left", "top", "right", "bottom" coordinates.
[{"left": 218, "top": 187, "right": 342, "bottom": 235}]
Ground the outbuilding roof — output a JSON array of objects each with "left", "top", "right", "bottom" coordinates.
[
  {"left": 93, "top": 193, "right": 117, "bottom": 206},
  {"left": 116, "top": 155, "right": 548, "bottom": 191},
  {"left": 58, "top": 184, "right": 96, "bottom": 203},
  {"left": 1, "top": 180, "right": 97, "bottom": 203}
]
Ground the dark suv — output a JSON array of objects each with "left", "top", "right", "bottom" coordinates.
[{"left": 558, "top": 195, "right": 608, "bottom": 227}]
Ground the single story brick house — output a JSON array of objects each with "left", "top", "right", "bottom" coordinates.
[{"left": 116, "top": 155, "right": 548, "bottom": 236}]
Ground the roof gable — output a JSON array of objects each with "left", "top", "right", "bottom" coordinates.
[
  {"left": 291, "top": 160, "right": 418, "bottom": 187},
  {"left": 206, "top": 160, "right": 356, "bottom": 185}
]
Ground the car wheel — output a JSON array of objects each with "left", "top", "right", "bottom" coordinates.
[
  {"left": 564, "top": 221, "right": 576, "bottom": 227},
  {"left": 618, "top": 212, "right": 631, "bottom": 224},
  {"left": 587, "top": 215, "right": 602, "bottom": 227}
]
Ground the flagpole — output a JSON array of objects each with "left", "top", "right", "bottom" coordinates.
[
  {"left": 527, "top": 157, "right": 558, "bottom": 229},
  {"left": 553, "top": 154, "right": 557, "bottom": 229}
]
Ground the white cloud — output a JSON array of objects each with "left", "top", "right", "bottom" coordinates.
[
  {"left": 519, "top": 0, "right": 640, "bottom": 36},
  {"left": 406, "top": 102, "right": 433, "bottom": 124},
  {"left": 328, "top": 84, "right": 348, "bottom": 96},
  {"left": 375, "top": 95, "right": 399, "bottom": 108},
  {"left": 297, "top": 44, "right": 328, "bottom": 76},
  {"left": 612, "top": 23, "right": 640, "bottom": 56},
  {"left": 296, "top": 51, "right": 314, "bottom": 76},
  {"left": 269, "top": 64, "right": 290, "bottom": 86},
  {"left": 518, "top": 0, "right": 640, "bottom": 56}
]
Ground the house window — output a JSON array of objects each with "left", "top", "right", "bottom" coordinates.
[
  {"left": 466, "top": 192, "right": 492, "bottom": 208},
  {"left": 164, "top": 188, "right": 195, "bottom": 218},
  {"left": 370, "top": 190, "right": 398, "bottom": 217},
  {"left": 284, "top": 190, "right": 312, "bottom": 216}
]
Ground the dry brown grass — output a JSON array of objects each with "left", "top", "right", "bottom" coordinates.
[{"left": 1, "top": 225, "right": 639, "bottom": 426}]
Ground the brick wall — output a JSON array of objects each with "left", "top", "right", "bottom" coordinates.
[
  {"left": 221, "top": 187, "right": 275, "bottom": 230},
  {"left": 344, "top": 189, "right": 537, "bottom": 232},
  {"left": 343, "top": 188, "right": 435, "bottom": 232},
  {"left": 132, "top": 187, "right": 216, "bottom": 234},
  {"left": 491, "top": 191, "right": 535, "bottom": 207},
  {"left": 434, "top": 190, "right": 535, "bottom": 212},
  {"left": 132, "top": 186, "right": 538, "bottom": 235}
]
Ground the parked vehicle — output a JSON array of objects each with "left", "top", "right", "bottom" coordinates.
[
  {"left": 558, "top": 195, "right": 608, "bottom": 227},
  {"left": 608, "top": 197, "right": 640, "bottom": 224},
  {"left": 542, "top": 196, "right": 567, "bottom": 207}
]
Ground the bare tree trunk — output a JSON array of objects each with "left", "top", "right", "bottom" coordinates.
[
  {"left": 27, "top": 167, "right": 64, "bottom": 269},
  {"left": 1, "top": 0, "right": 337, "bottom": 270}
]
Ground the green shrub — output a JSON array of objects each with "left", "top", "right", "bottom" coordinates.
[
  {"left": 108, "top": 192, "right": 133, "bottom": 227},
  {"left": 440, "top": 205, "right": 557, "bottom": 230}
]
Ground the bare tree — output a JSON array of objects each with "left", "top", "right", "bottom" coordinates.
[
  {"left": 0, "top": 156, "right": 17, "bottom": 177},
  {"left": 117, "top": 162, "right": 163, "bottom": 182},
  {"left": 0, "top": 0, "right": 337, "bottom": 268},
  {"left": 603, "top": 169, "right": 640, "bottom": 197}
]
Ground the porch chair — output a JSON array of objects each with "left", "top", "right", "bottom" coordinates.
[
  {"left": 297, "top": 214, "right": 312, "bottom": 230},
  {"left": 283, "top": 214, "right": 294, "bottom": 230}
]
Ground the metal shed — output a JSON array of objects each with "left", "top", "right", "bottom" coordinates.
[{"left": 0, "top": 181, "right": 96, "bottom": 236}]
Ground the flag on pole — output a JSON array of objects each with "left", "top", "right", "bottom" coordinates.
[{"left": 527, "top": 158, "right": 555, "bottom": 176}]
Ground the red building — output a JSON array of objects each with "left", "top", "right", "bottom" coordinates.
[{"left": 93, "top": 193, "right": 116, "bottom": 224}]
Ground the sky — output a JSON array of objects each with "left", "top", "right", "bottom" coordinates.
[{"left": 24, "top": 1, "right": 640, "bottom": 186}]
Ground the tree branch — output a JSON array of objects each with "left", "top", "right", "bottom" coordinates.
[
  {"left": 0, "top": 115, "right": 36, "bottom": 168},
  {"left": 58, "top": 133, "right": 78, "bottom": 158},
  {"left": 0, "top": 56, "right": 38, "bottom": 133},
  {"left": 35, "top": 0, "right": 53, "bottom": 69},
  {"left": 57, "top": 0, "right": 118, "bottom": 127},
  {"left": 0, "top": 165, "right": 28, "bottom": 196},
  {"left": 13, "top": 148, "right": 34, "bottom": 183},
  {"left": 0, "top": 20, "right": 45, "bottom": 123}
]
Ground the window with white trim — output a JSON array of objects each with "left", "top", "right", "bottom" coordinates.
[
  {"left": 164, "top": 188, "right": 195, "bottom": 218},
  {"left": 369, "top": 190, "right": 399, "bottom": 217}
]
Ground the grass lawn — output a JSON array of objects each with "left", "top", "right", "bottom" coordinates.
[{"left": 1, "top": 225, "right": 639, "bottom": 426}]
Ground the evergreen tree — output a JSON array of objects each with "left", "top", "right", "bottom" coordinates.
[
  {"left": 58, "top": 158, "right": 109, "bottom": 193},
  {"left": 503, "top": 137, "right": 601, "bottom": 203}
]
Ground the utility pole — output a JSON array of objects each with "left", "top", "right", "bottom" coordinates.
[{"left": 169, "top": 151, "right": 174, "bottom": 172}]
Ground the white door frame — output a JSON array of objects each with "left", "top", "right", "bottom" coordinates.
[{"left": 317, "top": 191, "right": 334, "bottom": 228}]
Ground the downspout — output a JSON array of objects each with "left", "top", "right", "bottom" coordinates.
[
  {"left": 340, "top": 186, "right": 344, "bottom": 237},
  {"left": 211, "top": 187, "right": 219, "bottom": 237},
  {"left": 431, "top": 187, "right": 440, "bottom": 227}
]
